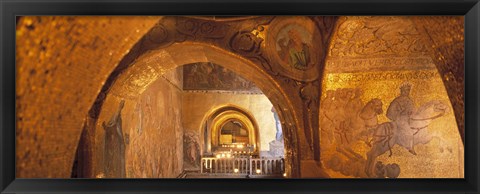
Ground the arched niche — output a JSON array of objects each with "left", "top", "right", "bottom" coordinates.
[{"left": 202, "top": 105, "right": 261, "bottom": 155}]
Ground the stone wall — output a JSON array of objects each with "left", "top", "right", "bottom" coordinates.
[{"left": 16, "top": 16, "right": 161, "bottom": 178}]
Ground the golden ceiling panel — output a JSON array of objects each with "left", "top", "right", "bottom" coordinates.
[{"left": 328, "top": 16, "right": 431, "bottom": 59}]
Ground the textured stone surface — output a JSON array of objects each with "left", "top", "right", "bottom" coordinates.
[
  {"left": 268, "top": 140, "right": 285, "bottom": 157},
  {"left": 411, "top": 16, "right": 465, "bottom": 143},
  {"left": 16, "top": 16, "right": 161, "bottom": 178},
  {"left": 183, "top": 62, "right": 262, "bottom": 93}
]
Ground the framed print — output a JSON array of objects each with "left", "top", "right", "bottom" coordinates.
[{"left": 1, "top": 0, "right": 479, "bottom": 193}]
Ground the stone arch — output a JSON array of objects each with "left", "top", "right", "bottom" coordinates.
[
  {"left": 84, "top": 41, "right": 301, "bottom": 177},
  {"left": 17, "top": 16, "right": 340, "bottom": 178},
  {"left": 200, "top": 104, "right": 261, "bottom": 154},
  {"left": 212, "top": 111, "right": 258, "bottom": 152}
]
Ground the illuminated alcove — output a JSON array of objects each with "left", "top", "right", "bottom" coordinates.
[
  {"left": 203, "top": 106, "right": 260, "bottom": 155},
  {"left": 219, "top": 120, "right": 250, "bottom": 145}
]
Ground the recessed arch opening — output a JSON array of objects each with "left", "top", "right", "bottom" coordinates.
[
  {"left": 76, "top": 41, "right": 300, "bottom": 178},
  {"left": 200, "top": 105, "right": 261, "bottom": 156}
]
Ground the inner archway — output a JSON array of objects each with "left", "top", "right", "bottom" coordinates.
[
  {"left": 207, "top": 106, "right": 260, "bottom": 155},
  {"left": 219, "top": 120, "right": 251, "bottom": 145},
  {"left": 80, "top": 41, "right": 301, "bottom": 178}
]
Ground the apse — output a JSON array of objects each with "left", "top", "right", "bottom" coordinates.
[{"left": 181, "top": 63, "right": 285, "bottom": 177}]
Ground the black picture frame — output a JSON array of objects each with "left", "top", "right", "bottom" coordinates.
[{"left": 1, "top": 0, "right": 479, "bottom": 193}]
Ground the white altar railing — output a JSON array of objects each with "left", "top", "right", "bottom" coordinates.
[{"left": 200, "top": 157, "right": 284, "bottom": 176}]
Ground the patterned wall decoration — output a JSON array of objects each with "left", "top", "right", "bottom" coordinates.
[
  {"left": 102, "top": 100, "right": 126, "bottom": 178},
  {"left": 322, "top": 16, "right": 464, "bottom": 178},
  {"left": 183, "top": 62, "right": 262, "bottom": 93},
  {"left": 320, "top": 70, "right": 463, "bottom": 178}
]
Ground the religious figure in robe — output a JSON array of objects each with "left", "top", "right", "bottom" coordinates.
[{"left": 278, "top": 28, "right": 312, "bottom": 70}]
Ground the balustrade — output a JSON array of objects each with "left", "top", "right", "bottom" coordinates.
[{"left": 200, "top": 157, "right": 284, "bottom": 176}]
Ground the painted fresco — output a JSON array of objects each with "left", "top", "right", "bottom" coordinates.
[
  {"left": 320, "top": 70, "right": 464, "bottom": 178},
  {"left": 183, "top": 62, "right": 262, "bottom": 92},
  {"left": 183, "top": 132, "right": 201, "bottom": 170},
  {"left": 276, "top": 25, "right": 312, "bottom": 71},
  {"left": 266, "top": 16, "right": 323, "bottom": 81}
]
